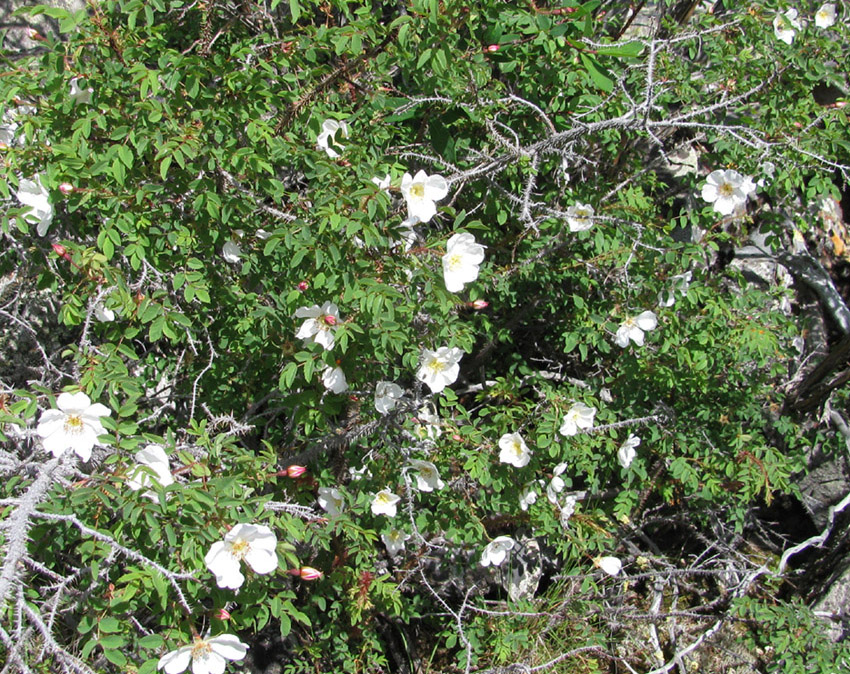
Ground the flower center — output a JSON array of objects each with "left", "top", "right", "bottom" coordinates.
[
  {"left": 426, "top": 358, "right": 446, "bottom": 375},
  {"left": 63, "top": 414, "right": 85, "bottom": 435},
  {"left": 447, "top": 253, "right": 463, "bottom": 271},
  {"left": 509, "top": 440, "right": 522, "bottom": 458},
  {"left": 718, "top": 183, "right": 735, "bottom": 198},
  {"left": 377, "top": 492, "right": 392, "bottom": 504},
  {"left": 409, "top": 183, "right": 425, "bottom": 199},
  {"left": 191, "top": 637, "right": 212, "bottom": 660},
  {"left": 230, "top": 539, "right": 250, "bottom": 560},
  {"left": 323, "top": 314, "right": 337, "bottom": 326},
  {"left": 623, "top": 317, "right": 637, "bottom": 329}
]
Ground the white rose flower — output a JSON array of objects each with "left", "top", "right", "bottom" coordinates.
[
  {"left": 371, "top": 174, "right": 391, "bottom": 191},
  {"left": 371, "top": 489, "right": 401, "bottom": 517},
  {"left": 375, "top": 381, "right": 404, "bottom": 415},
  {"left": 294, "top": 301, "right": 341, "bottom": 350},
  {"left": 127, "top": 444, "right": 174, "bottom": 495},
  {"left": 414, "top": 404, "right": 442, "bottom": 441},
  {"left": 657, "top": 271, "right": 692, "bottom": 307},
  {"left": 565, "top": 202, "right": 595, "bottom": 232},
  {"left": 498, "top": 432, "right": 532, "bottom": 468},
  {"left": 442, "top": 232, "right": 485, "bottom": 293},
  {"left": 16, "top": 175, "right": 54, "bottom": 236},
  {"left": 407, "top": 459, "right": 445, "bottom": 492},
  {"left": 519, "top": 483, "right": 539, "bottom": 511},
  {"left": 94, "top": 303, "right": 116, "bottom": 322},
  {"left": 559, "top": 402, "right": 596, "bottom": 437},
  {"left": 316, "top": 119, "right": 349, "bottom": 158},
  {"left": 157, "top": 633, "right": 248, "bottom": 674},
  {"left": 204, "top": 523, "right": 279, "bottom": 590},
  {"left": 618, "top": 434, "right": 641, "bottom": 469},
  {"left": 321, "top": 366, "right": 348, "bottom": 394},
  {"left": 773, "top": 8, "right": 801, "bottom": 44},
  {"left": 382, "top": 528, "right": 410, "bottom": 557},
  {"left": 401, "top": 170, "right": 449, "bottom": 223},
  {"left": 480, "top": 536, "right": 515, "bottom": 567},
  {"left": 546, "top": 462, "right": 568, "bottom": 504},
  {"left": 701, "top": 169, "right": 753, "bottom": 215},
  {"left": 597, "top": 556, "right": 623, "bottom": 576},
  {"left": 816, "top": 3, "right": 837, "bottom": 28},
  {"left": 222, "top": 241, "right": 242, "bottom": 264},
  {"left": 615, "top": 310, "right": 658, "bottom": 348},
  {"left": 416, "top": 346, "right": 463, "bottom": 393},
  {"left": 559, "top": 495, "right": 578, "bottom": 529},
  {"left": 317, "top": 487, "right": 345, "bottom": 516},
  {"left": 36, "top": 392, "right": 111, "bottom": 461}
]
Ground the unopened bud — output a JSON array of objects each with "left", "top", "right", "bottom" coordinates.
[
  {"left": 470, "top": 299, "right": 489, "bottom": 310},
  {"left": 452, "top": 434, "right": 462, "bottom": 442},
  {"left": 59, "top": 182, "right": 74, "bottom": 195},
  {"left": 52, "top": 243, "right": 67, "bottom": 257},
  {"left": 297, "top": 281, "right": 309, "bottom": 291},
  {"left": 289, "top": 567, "right": 322, "bottom": 580},
  {"left": 486, "top": 44, "right": 500, "bottom": 53},
  {"left": 285, "top": 465, "right": 307, "bottom": 478},
  {"left": 215, "top": 608, "right": 231, "bottom": 620}
]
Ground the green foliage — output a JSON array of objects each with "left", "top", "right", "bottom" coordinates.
[{"left": 1, "top": 0, "right": 848, "bottom": 671}]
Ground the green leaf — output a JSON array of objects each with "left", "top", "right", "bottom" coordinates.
[{"left": 289, "top": 0, "right": 301, "bottom": 23}]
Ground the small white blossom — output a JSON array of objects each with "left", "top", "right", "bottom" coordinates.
[
  {"left": 382, "top": 528, "right": 410, "bottom": 557},
  {"left": 349, "top": 464, "right": 371, "bottom": 481},
  {"left": 36, "top": 392, "right": 111, "bottom": 461},
  {"left": 519, "top": 483, "right": 539, "bottom": 511},
  {"left": 416, "top": 346, "right": 463, "bottom": 393},
  {"left": 295, "top": 302, "right": 341, "bottom": 351},
  {"left": 317, "top": 487, "right": 345, "bottom": 516},
  {"left": 615, "top": 311, "right": 658, "bottom": 348},
  {"left": 618, "top": 434, "right": 640, "bottom": 469},
  {"left": 375, "top": 381, "right": 404, "bottom": 415},
  {"left": 816, "top": 3, "right": 837, "bottom": 28},
  {"left": 559, "top": 495, "right": 577, "bottom": 529},
  {"left": 157, "top": 633, "right": 248, "bottom": 674},
  {"left": 256, "top": 228, "right": 272, "bottom": 240},
  {"left": 559, "top": 403, "right": 596, "bottom": 437},
  {"left": 597, "top": 556, "right": 623, "bottom": 576},
  {"left": 16, "top": 175, "right": 54, "bottom": 236},
  {"left": 407, "top": 459, "right": 445, "bottom": 492},
  {"left": 321, "top": 366, "right": 348, "bottom": 394},
  {"left": 69, "top": 77, "right": 93, "bottom": 105},
  {"left": 565, "top": 202, "right": 595, "bottom": 232},
  {"left": 222, "top": 241, "right": 242, "bottom": 264},
  {"left": 401, "top": 170, "right": 449, "bottom": 223},
  {"left": 94, "top": 303, "right": 116, "bottom": 322},
  {"left": 498, "top": 432, "right": 532, "bottom": 468},
  {"left": 127, "top": 445, "right": 173, "bottom": 494},
  {"left": 316, "top": 119, "right": 349, "bottom": 158},
  {"left": 371, "top": 489, "right": 401, "bottom": 517},
  {"left": 414, "top": 405, "right": 442, "bottom": 441},
  {"left": 773, "top": 8, "right": 802, "bottom": 43},
  {"left": 480, "top": 536, "right": 515, "bottom": 567},
  {"left": 701, "top": 169, "right": 753, "bottom": 216},
  {"left": 204, "top": 523, "right": 278, "bottom": 590},
  {"left": 546, "top": 462, "right": 568, "bottom": 504},
  {"left": 442, "top": 232, "right": 485, "bottom": 293}
]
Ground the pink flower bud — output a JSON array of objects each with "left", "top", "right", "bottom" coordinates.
[
  {"left": 486, "top": 44, "right": 500, "bottom": 52},
  {"left": 323, "top": 315, "right": 337, "bottom": 326},
  {"left": 289, "top": 567, "right": 323, "bottom": 580},
  {"left": 285, "top": 465, "right": 307, "bottom": 478},
  {"left": 52, "top": 243, "right": 67, "bottom": 257},
  {"left": 299, "top": 567, "right": 323, "bottom": 580},
  {"left": 452, "top": 434, "right": 462, "bottom": 442},
  {"left": 215, "top": 608, "right": 231, "bottom": 620},
  {"left": 59, "top": 182, "right": 74, "bottom": 195},
  {"left": 471, "top": 299, "right": 489, "bottom": 310},
  {"left": 297, "top": 281, "right": 309, "bottom": 291}
]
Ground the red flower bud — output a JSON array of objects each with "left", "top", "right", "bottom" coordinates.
[
  {"left": 297, "top": 281, "right": 309, "bottom": 291},
  {"left": 323, "top": 315, "right": 337, "bottom": 326},
  {"left": 52, "top": 243, "right": 67, "bottom": 257},
  {"left": 471, "top": 299, "right": 489, "bottom": 310},
  {"left": 486, "top": 44, "right": 500, "bottom": 53},
  {"left": 215, "top": 608, "right": 231, "bottom": 620},
  {"left": 59, "top": 182, "right": 74, "bottom": 195}
]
